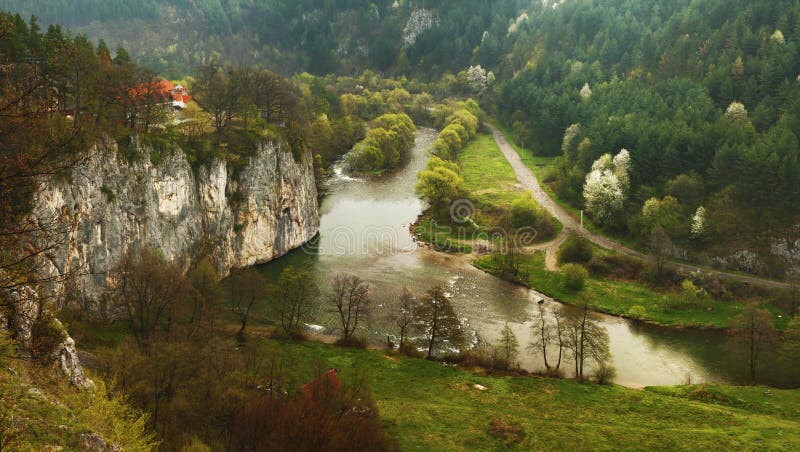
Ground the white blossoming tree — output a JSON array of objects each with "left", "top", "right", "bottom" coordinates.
[
  {"left": 612, "top": 148, "right": 631, "bottom": 189},
  {"left": 771, "top": 29, "right": 785, "bottom": 45},
  {"left": 562, "top": 123, "right": 581, "bottom": 153},
  {"left": 583, "top": 149, "right": 631, "bottom": 225},
  {"left": 403, "top": 9, "right": 439, "bottom": 45},
  {"left": 691, "top": 206, "right": 706, "bottom": 238},
  {"left": 579, "top": 82, "right": 592, "bottom": 100},
  {"left": 726, "top": 101, "right": 748, "bottom": 123},
  {"left": 464, "top": 65, "right": 492, "bottom": 94}
]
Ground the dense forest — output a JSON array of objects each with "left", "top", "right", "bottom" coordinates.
[
  {"left": 0, "top": 0, "right": 526, "bottom": 77},
  {"left": 492, "top": 0, "right": 800, "bottom": 274},
  {"left": 1, "top": 2, "right": 797, "bottom": 276}
]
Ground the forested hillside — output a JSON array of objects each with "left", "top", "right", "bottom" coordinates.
[
  {"left": 0, "top": 0, "right": 525, "bottom": 77},
  {"left": 3, "top": 0, "right": 799, "bottom": 272},
  {"left": 493, "top": 0, "right": 800, "bottom": 274}
]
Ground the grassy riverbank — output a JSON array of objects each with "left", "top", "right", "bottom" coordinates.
[
  {"left": 474, "top": 250, "right": 790, "bottom": 330},
  {"left": 243, "top": 338, "right": 799, "bottom": 450},
  {"left": 413, "top": 132, "right": 560, "bottom": 253}
]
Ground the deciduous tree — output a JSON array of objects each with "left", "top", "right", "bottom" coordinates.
[
  {"left": 327, "top": 274, "right": 371, "bottom": 343},
  {"left": 730, "top": 303, "right": 777, "bottom": 385},
  {"left": 563, "top": 298, "right": 611, "bottom": 381},
  {"left": 496, "top": 323, "right": 519, "bottom": 370},
  {"left": 414, "top": 285, "right": 464, "bottom": 360},
  {"left": 272, "top": 266, "right": 318, "bottom": 337}
]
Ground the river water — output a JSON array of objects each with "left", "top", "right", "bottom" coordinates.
[{"left": 259, "top": 129, "right": 796, "bottom": 388}]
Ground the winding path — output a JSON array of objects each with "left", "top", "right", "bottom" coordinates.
[{"left": 490, "top": 125, "right": 793, "bottom": 290}]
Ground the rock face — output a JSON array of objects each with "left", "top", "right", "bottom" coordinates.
[
  {"left": 0, "top": 284, "right": 93, "bottom": 388},
  {"left": 34, "top": 138, "right": 319, "bottom": 299}
]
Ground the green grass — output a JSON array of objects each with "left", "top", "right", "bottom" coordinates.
[
  {"left": 0, "top": 364, "right": 155, "bottom": 450},
  {"left": 474, "top": 251, "right": 789, "bottom": 329},
  {"left": 648, "top": 384, "right": 800, "bottom": 419},
  {"left": 458, "top": 133, "right": 525, "bottom": 208},
  {"left": 252, "top": 339, "right": 800, "bottom": 450},
  {"left": 412, "top": 214, "right": 474, "bottom": 254},
  {"left": 413, "top": 132, "right": 561, "bottom": 251}
]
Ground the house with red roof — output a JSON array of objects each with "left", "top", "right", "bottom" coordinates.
[{"left": 129, "top": 79, "right": 192, "bottom": 110}]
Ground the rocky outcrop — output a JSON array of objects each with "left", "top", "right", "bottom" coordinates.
[
  {"left": 79, "top": 432, "right": 121, "bottom": 452},
  {"left": 0, "top": 284, "right": 92, "bottom": 388},
  {"left": 34, "top": 138, "right": 319, "bottom": 300},
  {"left": 4, "top": 137, "right": 318, "bottom": 386}
]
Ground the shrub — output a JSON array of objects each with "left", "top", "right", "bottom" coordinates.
[
  {"left": 510, "top": 193, "right": 539, "bottom": 228},
  {"left": 334, "top": 335, "right": 368, "bottom": 349},
  {"left": 603, "top": 254, "right": 645, "bottom": 280},
  {"left": 230, "top": 373, "right": 394, "bottom": 450},
  {"left": 644, "top": 262, "right": 679, "bottom": 287},
  {"left": 627, "top": 305, "right": 647, "bottom": 320},
  {"left": 561, "top": 264, "right": 588, "bottom": 292},
  {"left": 0, "top": 330, "right": 13, "bottom": 366},
  {"left": 586, "top": 256, "right": 610, "bottom": 276},
  {"left": 30, "top": 313, "right": 67, "bottom": 364},
  {"left": 559, "top": 235, "right": 593, "bottom": 264},
  {"left": 594, "top": 362, "right": 617, "bottom": 385}
]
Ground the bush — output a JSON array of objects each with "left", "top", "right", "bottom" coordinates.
[
  {"left": 0, "top": 330, "right": 13, "bottom": 366},
  {"left": 627, "top": 305, "right": 647, "bottom": 320},
  {"left": 30, "top": 313, "right": 67, "bottom": 364},
  {"left": 334, "top": 335, "right": 368, "bottom": 349},
  {"left": 604, "top": 254, "right": 645, "bottom": 280},
  {"left": 562, "top": 264, "right": 588, "bottom": 292},
  {"left": 510, "top": 193, "right": 539, "bottom": 228},
  {"left": 559, "top": 235, "right": 593, "bottom": 264},
  {"left": 586, "top": 256, "right": 610, "bottom": 276},
  {"left": 644, "top": 262, "right": 679, "bottom": 287},
  {"left": 661, "top": 280, "right": 714, "bottom": 311},
  {"left": 230, "top": 373, "right": 395, "bottom": 450},
  {"left": 594, "top": 362, "right": 617, "bottom": 385}
]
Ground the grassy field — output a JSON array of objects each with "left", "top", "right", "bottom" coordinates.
[
  {"left": 474, "top": 251, "right": 790, "bottom": 330},
  {"left": 251, "top": 338, "right": 800, "bottom": 450},
  {"left": 412, "top": 132, "right": 560, "bottom": 252},
  {"left": 458, "top": 133, "right": 527, "bottom": 208}
]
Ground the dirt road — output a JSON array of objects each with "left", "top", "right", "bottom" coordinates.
[{"left": 489, "top": 125, "right": 792, "bottom": 290}]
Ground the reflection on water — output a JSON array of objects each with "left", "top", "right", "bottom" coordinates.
[{"left": 259, "top": 129, "right": 797, "bottom": 388}]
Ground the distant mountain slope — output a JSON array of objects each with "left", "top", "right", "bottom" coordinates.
[{"left": 0, "top": 0, "right": 526, "bottom": 78}]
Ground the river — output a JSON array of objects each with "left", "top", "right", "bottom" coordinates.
[{"left": 259, "top": 129, "right": 797, "bottom": 388}]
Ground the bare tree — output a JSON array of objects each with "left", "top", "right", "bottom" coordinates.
[
  {"left": 187, "top": 257, "right": 220, "bottom": 339},
  {"left": 229, "top": 268, "right": 267, "bottom": 337},
  {"left": 788, "top": 277, "right": 799, "bottom": 318},
  {"left": 414, "top": 285, "right": 464, "bottom": 360},
  {"left": 111, "top": 249, "right": 191, "bottom": 352},
  {"left": 327, "top": 274, "right": 371, "bottom": 343},
  {"left": 389, "top": 287, "right": 417, "bottom": 352},
  {"left": 496, "top": 323, "right": 519, "bottom": 370},
  {"left": 562, "top": 298, "right": 611, "bottom": 381},
  {"left": 529, "top": 303, "right": 569, "bottom": 372},
  {"left": 272, "top": 266, "right": 317, "bottom": 337},
  {"left": 529, "top": 302, "right": 552, "bottom": 370},
  {"left": 0, "top": 53, "right": 93, "bottom": 304},
  {"left": 730, "top": 302, "right": 777, "bottom": 385}
]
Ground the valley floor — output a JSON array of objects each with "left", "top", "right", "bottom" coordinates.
[{"left": 254, "top": 339, "right": 800, "bottom": 450}]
